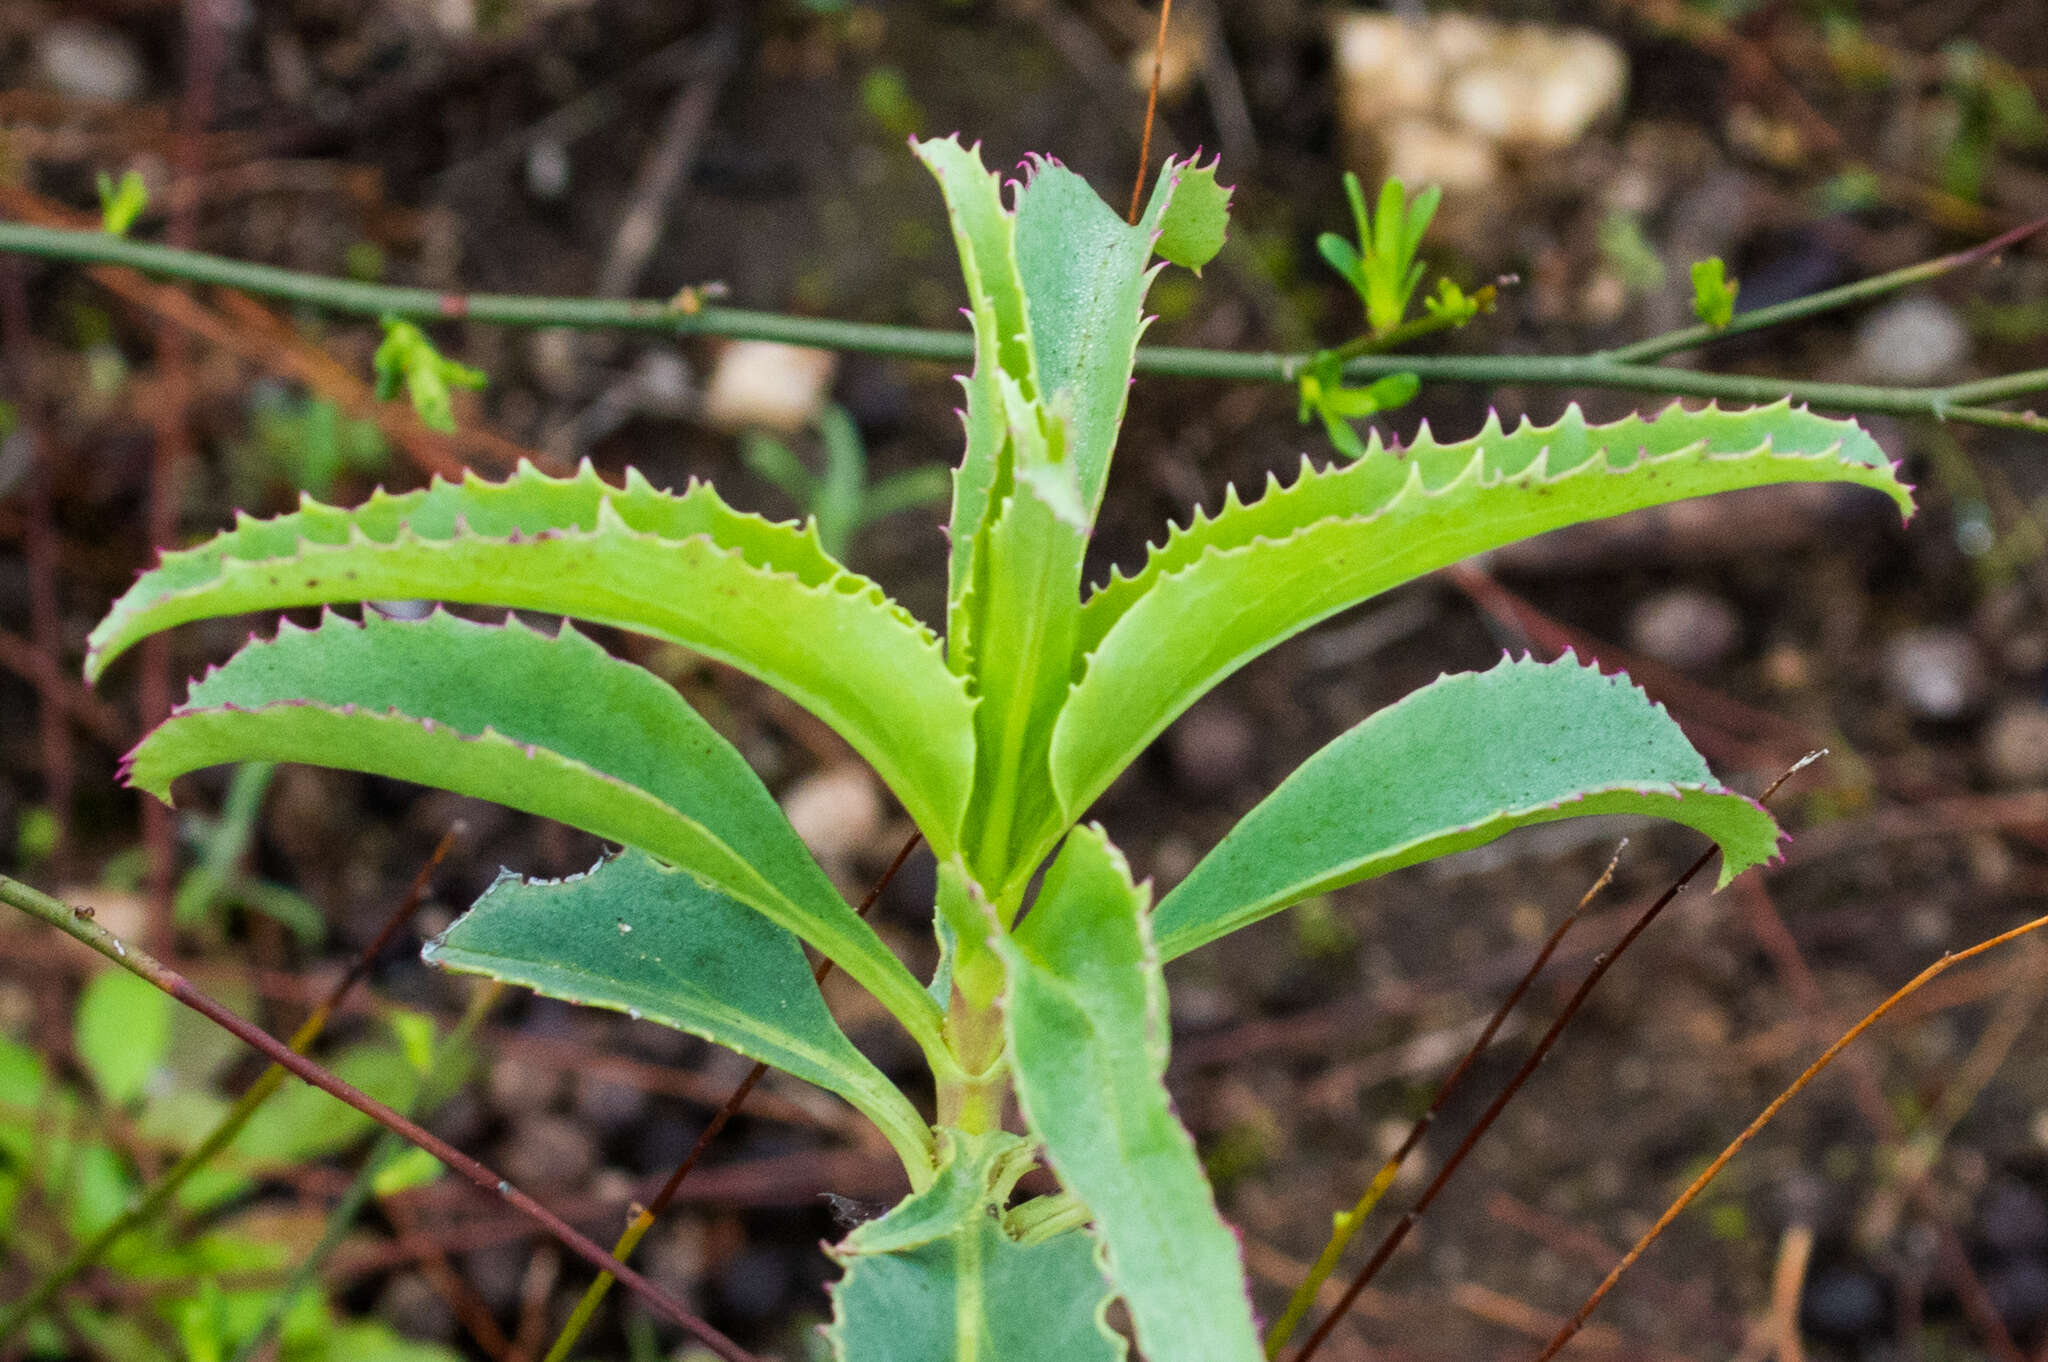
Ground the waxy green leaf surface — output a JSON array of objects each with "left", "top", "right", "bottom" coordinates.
[
  {"left": 912, "top": 136, "right": 1040, "bottom": 680},
  {"left": 1013, "top": 152, "right": 1227, "bottom": 519},
  {"left": 124, "top": 611, "right": 945, "bottom": 1058},
  {"left": 1153, "top": 654, "right": 1783, "bottom": 961},
  {"left": 825, "top": 1129, "right": 1118, "bottom": 1361},
  {"left": 88, "top": 462, "right": 975, "bottom": 851},
  {"left": 427, "top": 849, "right": 932, "bottom": 1178},
  {"left": 1054, "top": 402, "right": 1912, "bottom": 817},
  {"left": 1002, "top": 827, "right": 1262, "bottom": 1362}
]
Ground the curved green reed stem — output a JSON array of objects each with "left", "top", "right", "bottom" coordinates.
[{"left": 3, "top": 222, "right": 2044, "bottom": 430}]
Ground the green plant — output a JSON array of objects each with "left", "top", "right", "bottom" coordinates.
[
  {"left": 741, "top": 404, "right": 949, "bottom": 561},
  {"left": 66, "top": 138, "right": 1914, "bottom": 1359},
  {"left": 0, "top": 965, "right": 461, "bottom": 1362},
  {"left": 1691, "top": 256, "right": 1740, "bottom": 328},
  {"left": 371, "top": 319, "right": 486, "bottom": 433}
]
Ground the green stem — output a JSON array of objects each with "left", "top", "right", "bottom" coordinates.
[
  {"left": 1602, "top": 211, "right": 2048, "bottom": 364},
  {"left": 4, "top": 223, "right": 2045, "bottom": 430}
]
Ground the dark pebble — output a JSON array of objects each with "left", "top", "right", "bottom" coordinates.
[
  {"left": 1802, "top": 1264, "right": 1886, "bottom": 1337},
  {"left": 1167, "top": 703, "right": 1257, "bottom": 798},
  {"left": 495, "top": 1112, "right": 598, "bottom": 1190},
  {"left": 1981, "top": 1179, "right": 2048, "bottom": 1254},
  {"left": 1988, "top": 1257, "right": 2048, "bottom": 1332},
  {"left": 714, "top": 1245, "right": 794, "bottom": 1321},
  {"left": 374, "top": 1272, "right": 456, "bottom": 1342},
  {"left": 573, "top": 1070, "right": 651, "bottom": 1136}
]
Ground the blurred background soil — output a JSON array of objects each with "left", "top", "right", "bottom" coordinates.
[{"left": 7, "top": 1, "right": 2048, "bottom": 1359}]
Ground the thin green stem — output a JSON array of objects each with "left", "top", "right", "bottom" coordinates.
[
  {"left": 5, "top": 223, "right": 2046, "bottom": 430},
  {"left": 1602, "top": 212, "right": 2048, "bottom": 364},
  {"left": 0, "top": 871, "right": 760, "bottom": 1362}
]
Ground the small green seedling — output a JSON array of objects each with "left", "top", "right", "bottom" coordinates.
[
  {"left": 372, "top": 318, "right": 486, "bottom": 434},
  {"left": 237, "top": 390, "right": 390, "bottom": 501},
  {"left": 742, "top": 404, "right": 949, "bottom": 561},
  {"left": 1691, "top": 257, "right": 1740, "bottom": 329},
  {"left": 0, "top": 989, "right": 458, "bottom": 1362},
  {"left": 1295, "top": 356, "right": 1418, "bottom": 459},
  {"left": 95, "top": 171, "right": 148, "bottom": 238},
  {"left": 1301, "top": 175, "right": 1493, "bottom": 458},
  {"left": 1318, "top": 173, "right": 1439, "bottom": 335},
  {"left": 84, "top": 139, "right": 1911, "bottom": 1360}
]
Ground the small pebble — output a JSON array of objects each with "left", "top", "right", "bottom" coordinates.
[
  {"left": 488, "top": 1053, "right": 562, "bottom": 1114},
  {"left": 374, "top": 1272, "right": 456, "bottom": 1342},
  {"left": 715, "top": 1245, "right": 795, "bottom": 1321},
  {"left": 631, "top": 350, "right": 694, "bottom": 418},
  {"left": 525, "top": 328, "right": 582, "bottom": 399},
  {"left": 35, "top": 23, "right": 146, "bottom": 103},
  {"left": 573, "top": 1070, "right": 650, "bottom": 1136},
  {"left": 1881, "top": 627, "right": 1988, "bottom": 721},
  {"left": 1802, "top": 1264, "right": 1886, "bottom": 1337},
  {"left": 1167, "top": 703, "right": 1257, "bottom": 797},
  {"left": 1855, "top": 296, "right": 1970, "bottom": 385},
  {"left": 700, "top": 341, "right": 837, "bottom": 435},
  {"left": 1981, "top": 1178, "right": 2048, "bottom": 1254},
  {"left": 781, "top": 766, "right": 884, "bottom": 868},
  {"left": 463, "top": 1243, "right": 528, "bottom": 1314},
  {"left": 1988, "top": 1257, "right": 2048, "bottom": 1332},
  {"left": 1627, "top": 587, "right": 1741, "bottom": 671},
  {"left": 1984, "top": 703, "right": 2048, "bottom": 786},
  {"left": 524, "top": 138, "right": 571, "bottom": 200},
  {"left": 495, "top": 1113, "right": 598, "bottom": 1190}
]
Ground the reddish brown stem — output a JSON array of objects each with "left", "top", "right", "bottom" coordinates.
[
  {"left": 0, "top": 873, "right": 760, "bottom": 1362},
  {"left": 1292, "top": 757, "right": 1819, "bottom": 1362},
  {"left": 1532, "top": 909, "right": 2048, "bottom": 1362},
  {"left": 1127, "top": 0, "right": 1174, "bottom": 224}
]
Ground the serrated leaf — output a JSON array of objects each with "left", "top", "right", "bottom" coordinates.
[
  {"left": 1000, "top": 827, "right": 1261, "bottom": 1362},
  {"left": 126, "top": 611, "right": 945, "bottom": 1060},
  {"left": 1154, "top": 654, "right": 1782, "bottom": 961},
  {"left": 1013, "top": 153, "right": 1203, "bottom": 519},
  {"left": 1153, "top": 154, "right": 1231, "bottom": 272},
  {"left": 1054, "top": 401, "right": 1912, "bottom": 818},
  {"left": 825, "top": 1129, "right": 1119, "bottom": 1362},
  {"left": 87, "top": 462, "right": 975, "bottom": 853},
  {"left": 961, "top": 452, "right": 1087, "bottom": 895},
  {"left": 912, "top": 135, "right": 1039, "bottom": 678},
  {"left": 426, "top": 849, "right": 932, "bottom": 1177}
]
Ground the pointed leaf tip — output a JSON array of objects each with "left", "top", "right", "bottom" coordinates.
[{"left": 1152, "top": 654, "right": 1784, "bottom": 960}]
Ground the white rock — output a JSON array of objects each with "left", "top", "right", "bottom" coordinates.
[
  {"left": 1628, "top": 587, "right": 1741, "bottom": 671},
  {"left": 36, "top": 23, "right": 145, "bottom": 104},
  {"left": 524, "top": 138, "right": 571, "bottom": 200},
  {"left": 781, "top": 766, "right": 883, "bottom": 867},
  {"left": 1330, "top": 14, "right": 1445, "bottom": 128},
  {"left": 1333, "top": 14, "right": 1628, "bottom": 160},
  {"left": 1984, "top": 703, "right": 2048, "bottom": 787},
  {"left": 1855, "top": 296, "right": 1970, "bottom": 385},
  {"left": 1380, "top": 115, "right": 1501, "bottom": 194},
  {"left": 700, "top": 340, "right": 837, "bottom": 435},
  {"left": 1882, "top": 627, "right": 1988, "bottom": 721}
]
